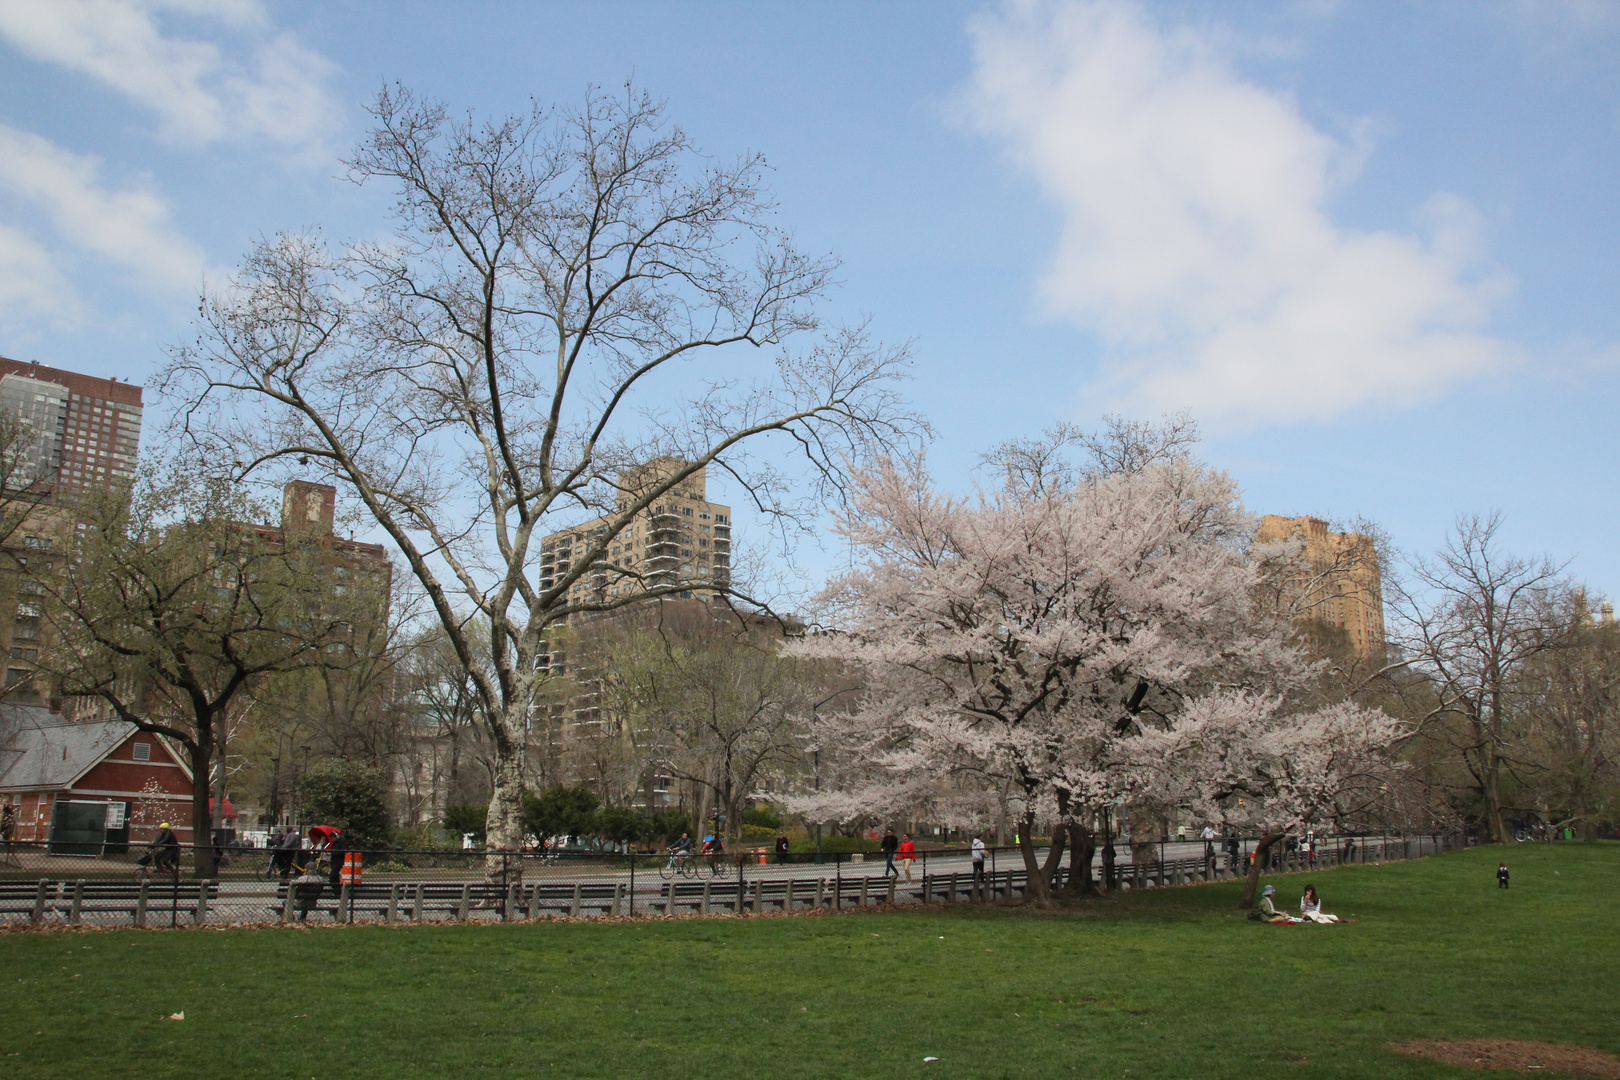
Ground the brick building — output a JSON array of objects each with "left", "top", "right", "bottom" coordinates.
[
  {"left": 0, "top": 356, "right": 145, "bottom": 703},
  {"left": 0, "top": 706, "right": 194, "bottom": 853},
  {"left": 0, "top": 356, "right": 143, "bottom": 501}
]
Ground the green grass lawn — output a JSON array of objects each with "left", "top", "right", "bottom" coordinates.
[{"left": 1, "top": 843, "right": 1615, "bottom": 1079}]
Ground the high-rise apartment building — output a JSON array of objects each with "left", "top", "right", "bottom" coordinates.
[
  {"left": 0, "top": 357, "right": 143, "bottom": 702},
  {"left": 0, "top": 357, "right": 142, "bottom": 501},
  {"left": 539, "top": 458, "right": 732, "bottom": 607},
  {"left": 1255, "top": 514, "right": 1385, "bottom": 660}
]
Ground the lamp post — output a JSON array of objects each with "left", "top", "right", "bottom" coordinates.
[
  {"left": 268, "top": 753, "right": 282, "bottom": 827},
  {"left": 809, "top": 687, "right": 862, "bottom": 865},
  {"left": 288, "top": 745, "right": 311, "bottom": 829}
]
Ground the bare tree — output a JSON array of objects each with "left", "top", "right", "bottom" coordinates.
[
  {"left": 1390, "top": 513, "right": 1569, "bottom": 842},
  {"left": 979, "top": 411, "right": 1198, "bottom": 495},
  {"left": 570, "top": 601, "right": 813, "bottom": 842},
  {"left": 162, "top": 86, "right": 921, "bottom": 852},
  {"left": 1514, "top": 589, "right": 1620, "bottom": 836},
  {"left": 398, "top": 623, "right": 495, "bottom": 822}
]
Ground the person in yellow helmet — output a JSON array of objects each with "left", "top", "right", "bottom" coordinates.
[{"left": 139, "top": 821, "right": 180, "bottom": 875}]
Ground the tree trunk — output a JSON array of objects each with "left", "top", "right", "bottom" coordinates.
[
  {"left": 189, "top": 740, "right": 216, "bottom": 879},
  {"left": 1041, "top": 826, "right": 1067, "bottom": 891},
  {"left": 485, "top": 720, "right": 528, "bottom": 853},
  {"left": 1063, "top": 822, "right": 1098, "bottom": 895},
  {"left": 1481, "top": 744, "right": 1507, "bottom": 843},
  {"left": 1240, "top": 832, "right": 1283, "bottom": 908},
  {"left": 1016, "top": 813, "right": 1050, "bottom": 906}
]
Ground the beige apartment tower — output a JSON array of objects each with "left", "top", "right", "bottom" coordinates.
[
  {"left": 539, "top": 458, "right": 732, "bottom": 606},
  {"left": 1256, "top": 514, "right": 1385, "bottom": 660}
]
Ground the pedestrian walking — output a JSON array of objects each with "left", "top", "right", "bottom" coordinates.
[
  {"left": 880, "top": 828, "right": 899, "bottom": 878},
  {"left": 1497, "top": 862, "right": 1510, "bottom": 889},
  {"left": 1, "top": 803, "right": 18, "bottom": 867},
  {"left": 898, "top": 834, "right": 917, "bottom": 881},
  {"left": 1200, "top": 824, "right": 1216, "bottom": 859},
  {"left": 971, "top": 834, "right": 987, "bottom": 885},
  {"left": 273, "top": 826, "right": 300, "bottom": 878},
  {"left": 776, "top": 834, "right": 790, "bottom": 864}
]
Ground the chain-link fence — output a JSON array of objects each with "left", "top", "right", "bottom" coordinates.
[{"left": 0, "top": 831, "right": 1469, "bottom": 928}]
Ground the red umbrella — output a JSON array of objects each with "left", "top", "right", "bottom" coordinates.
[{"left": 307, "top": 825, "right": 342, "bottom": 846}]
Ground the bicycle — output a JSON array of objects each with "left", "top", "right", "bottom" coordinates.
[
  {"left": 704, "top": 853, "right": 733, "bottom": 878},
  {"left": 136, "top": 855, "right": 181, "bottom": 881},
  {"left": 658, "top": 849, "right": 699, "bottom": 880}
]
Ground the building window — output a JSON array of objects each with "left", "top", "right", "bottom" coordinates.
[
  {"left": 4, "top": 668, "right": 29, "bottom": 686},
  {"left": 8, "top": 648, "right": 36, "bottom": 661},
  {"left": 132, "top": 742, "right": 151, "bottom": 762}
]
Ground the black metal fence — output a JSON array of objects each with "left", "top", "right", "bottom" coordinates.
[{"left": 0, "top": 831, "right": 1469, "bottom": 928}]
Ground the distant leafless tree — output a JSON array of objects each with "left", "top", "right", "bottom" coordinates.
[
  {"left": 980, "top": 411, "right": 1199, "bottom": 495},
  {"left": 1389, "top": 512, "right": 1569, "bottom": 842}
]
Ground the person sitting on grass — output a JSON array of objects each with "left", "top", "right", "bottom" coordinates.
[
  {"left": 1300, "top": 884, "right": 1341, "bottom": 923},
  {"left": 1257, "top": 885, "right": 1298, "bottom": 923}
]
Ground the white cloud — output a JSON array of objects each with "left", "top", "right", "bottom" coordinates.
[
  {"left": 966, "top": 0, "right": 1515, "bottom": 430},
  {"left": 0, "top": 0, "right": 340, "bottom": 151},
  {"left": 0, "top": 221, "right": 81, "bottom": 327},
  {"left": 0, "top": 124, "right": 209, "bottom": 300}
]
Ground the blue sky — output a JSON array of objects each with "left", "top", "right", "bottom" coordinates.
[{"left": 0, "top": 1, "right": 1616, "bottom": 594}]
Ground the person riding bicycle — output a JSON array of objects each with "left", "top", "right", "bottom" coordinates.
[
  {"left": 669, "top": 832, "right": 693, "bottom": 868},
  {"left": 139, "top": 822, "right": 180, "bottom": 875}
]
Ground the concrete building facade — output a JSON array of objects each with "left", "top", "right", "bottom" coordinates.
[{"left": 539, "top": 458, "right": 732, "bottom": 607}]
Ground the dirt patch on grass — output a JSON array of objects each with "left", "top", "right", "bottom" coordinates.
[{"left": 1389, "top": 1039, "right": 1620, "bottom": 1077}]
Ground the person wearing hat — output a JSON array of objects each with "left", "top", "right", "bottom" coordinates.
[
  {"left": 140, "top": 821, "right": 180, "bottom": 875},
  {"left": 1256, "top": 884, "right": 1297, "bottom": 923}
]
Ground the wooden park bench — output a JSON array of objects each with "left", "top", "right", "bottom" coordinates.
[{"left": 0, "top": 878, "right": 219, "bottom": 926}]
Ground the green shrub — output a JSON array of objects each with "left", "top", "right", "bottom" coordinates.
[
  {"left": 522, "top": 785, "right": 599, "bottom": 843},
  {"left": 788, "top": 834, "right": 878, "bottom": 853},
  {"left": 594, "top": 805, "right": 649, "bottom": 845},
  {"left": 296, "top": 759, "right": 391, "bottom": 850},
  {"left": 741, "top": 807, "right": 782, "bottom": 830},
  {"left": 649, "top": 809, "right": 692, "bottom": 844},
  {"left": 439, "top": 803, "right": 487, "bottom": 845},
  {"left": 365, "top": 860, "right": 412, "bottom": 873},
  {"left": 392, "top": 824, "right": 442, "bottom": 850}
]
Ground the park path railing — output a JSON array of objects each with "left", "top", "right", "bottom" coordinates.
[{"left": 0, "top": 831, "right": 1469, "bottom": 928}]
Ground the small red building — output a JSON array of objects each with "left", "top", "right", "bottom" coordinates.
[{"left": 0, "top": 706, "right": 194, "bottom": 854}]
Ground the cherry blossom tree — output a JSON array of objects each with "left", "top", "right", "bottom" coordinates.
[
  {"left": 791, "top": 430, "right": 1401, "bottom": 906},
  {"left": 1129, "top": 691, "right": 1403, "bottom": 906}
]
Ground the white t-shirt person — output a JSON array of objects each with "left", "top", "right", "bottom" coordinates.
[{"left": 971, "top": 837, "right": 987, "bottom": 864}]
